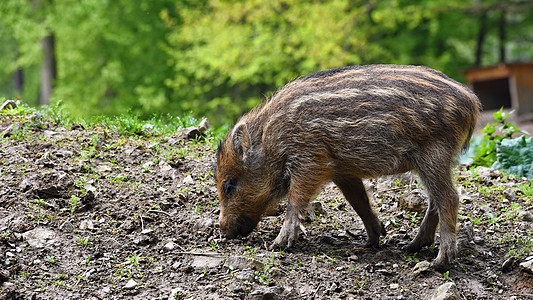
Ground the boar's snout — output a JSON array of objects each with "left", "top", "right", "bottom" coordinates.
[{"left": 219, "top": 214, "right": 257, "bottom": 239}]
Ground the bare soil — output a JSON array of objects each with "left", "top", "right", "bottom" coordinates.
[{"left": 1, "top": 113, "right": 532, "bottom": 300}]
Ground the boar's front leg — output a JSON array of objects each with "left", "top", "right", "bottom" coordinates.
[
  {"left": 269, "top": 201, "right": 300, "bottom": 249},
  {"left": 333, "top": 176, "right": 386, "bottom": 247},
  {"left": 269, "top": 175, "right": 325, "bottom": 250}
]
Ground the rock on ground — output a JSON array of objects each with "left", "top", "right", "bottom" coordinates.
[{"left": 431, "top": 282, "right": 460, "bottom": 300}]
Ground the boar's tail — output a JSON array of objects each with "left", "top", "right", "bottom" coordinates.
[
  {"left": 461, "top": 126, "right": 475, "bottom": 154},
  {"left": 461, "top": 92, "right": 483, "bottom": 154}
]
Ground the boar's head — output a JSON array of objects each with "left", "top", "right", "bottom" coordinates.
[{"left": 215, "top": 123, "right": 274, "bottom": 239}]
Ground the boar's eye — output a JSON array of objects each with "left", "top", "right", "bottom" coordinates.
[{"left": 222, "top": 178, "right": 238, "bottom": 197}]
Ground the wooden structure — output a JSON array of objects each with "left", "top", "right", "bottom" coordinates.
[{"left": 464, "top": 63, "right": 533, "bottom": 121}]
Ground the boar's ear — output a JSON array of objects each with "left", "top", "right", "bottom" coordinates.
[{"left": 231, "top": 123, "right": 252, "bottom": 161}]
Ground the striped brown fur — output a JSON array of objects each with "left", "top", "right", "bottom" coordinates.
[{"left": 216, "top": 64, "right": 481, "bottom": 269}]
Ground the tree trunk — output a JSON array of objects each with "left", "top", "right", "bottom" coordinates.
[
  {"left": 39, "top": 34, "right": 56, "bottom": 105},
  {"left": 475, "top": 12, "right": 487, "bottom": 67},
  {"left": 498, "top": 10, "right": 506, "bottom": 63},
  {"left": 13, "top": 69, "right": 23, "bottom": 94}
]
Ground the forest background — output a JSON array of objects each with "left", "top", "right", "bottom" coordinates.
[{"left": 1, "top": 0, "right": 533, "bottom": 128}]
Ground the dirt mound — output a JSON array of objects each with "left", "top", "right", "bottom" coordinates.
[{"left": 0, "top": 113, "right": 532, "bottom": 299}]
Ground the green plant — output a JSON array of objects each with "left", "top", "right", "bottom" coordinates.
[
  {"left": 492, "top": 136, "right": 533, "bottom": 179},
  {"left": 209, "top": 241, "right": 219, "bottom": 251},
  {"left": 355, "top": 278, "right": 367, "bottom": 289},
  {"left": 77, "top": 237, "right": 90, "bottom": 247},
  {"left": 0, "top": 101, "right": 35, "bottom": 115},
  {"left": 126, "top": 253, "right": 142, "bottom": 266},
  {"left": 42, "top": 100, "right": 71, "bottom": 125},
  {"left": 405, "top": 253, "right": 420, "bottom": 263},
  {"left": 486, "top": 212, "right": 502, "bottom": 225},
  {"left": 113, "top": 174, "right": 129, "bottom": 182},
  {"left": 518, "top": 183, "right": 533, "bottom": 205},
  {"left": 472, "top": 108, "right": 524, "bottom": 167},
  {"left": 254, "top": 271, "right": 271, "bottom": 284},
  {"left": 469, "top": 215, "right": 483, "bottom": 225},
  {"left": 45, "top": 255, "right": 59, "bottom": 264},
  {"left": 69, "top": 196, "right": 80, "bottom": 213},
  {"left": 408, "top": 212, "right": 421, "bottom": 226},
  {"left": 443, "top": 270, "right": 450, "bottom": 281},
  {"left": 244, "top": 246, "right": 258, "bottom": 258}
]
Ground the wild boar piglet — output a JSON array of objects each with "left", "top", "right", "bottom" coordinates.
[{"left": 215, "top": 64, "right": 481, "bottom": 270}]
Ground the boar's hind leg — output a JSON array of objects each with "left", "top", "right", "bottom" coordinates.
[
  {"left": 409, "top": 161, "right": 459, "bottom": 270},
  {"left": 333, "top": 176, "right": 386, "bottom": 248}
]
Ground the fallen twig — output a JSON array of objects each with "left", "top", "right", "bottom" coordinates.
[
  {"left": 175, "top": 251, "right": 224, "bottom": 258},
  {"left": 147, "top": 209, "right": 173, "bottom": 217}
]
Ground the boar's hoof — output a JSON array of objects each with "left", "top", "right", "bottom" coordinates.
[
  {"left": 432, "top": 256, "right": 450, "bottom": 271},
  {"left": 402, "top": 235, "right": 434, "bottom": 253},
  {"left": 363, "top": 240, "right": 381, "bottom": 249},
  {"left": 431, "top": 242, "right": 457, "bottom": 271},
  {"left": 268, "top": 227, "right": 299, "bottom": 250}
]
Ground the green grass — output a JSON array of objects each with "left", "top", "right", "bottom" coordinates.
[{"left": 2, "top": 99, "right": 228, "bottom": 145}]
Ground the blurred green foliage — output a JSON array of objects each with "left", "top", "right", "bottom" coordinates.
[
  {"left": 1, "top": 0, "right": 533, "bottom": 127},
  {"left": 472, "top": 108, "right": 524, "bottom": 167},
  {"left": 470, "top": 108, "right": 533, "bottom": 178}
]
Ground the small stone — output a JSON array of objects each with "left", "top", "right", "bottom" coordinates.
[
  {"left": 169, "top": 287, "right": 187, "bottom": 300},
  {"left": 399, "top": 189, "right": 428, "bottom": 214},
  {"left": 159, "top": 161, "right": 173, "bottom": 173},
  {"left": 503, "top": 188, "right": 516, "bottom": 201},
  {"left": 198, "top": 118, "right": 211, "bottom": 134},
  {"left": 55, "top": 149, "right": 73, "bottom": 157},
  {"left": 519, "top": 258, "right": 533, "bottom": 274},
  {"left": 501, "top": 257, "right": 516, "bottom": 271},
  {"left": 193, "top": 217, "right": 214, "bottom": 231},
  {"left": 250, "top": 286, "right": 294, "bottom": 300},
  {"left": 164, "top": 241, "right": 176, "bottom": 251},
  {"left": 458, "top": 187, "right": 472, "bottom": 203},
  {"left": 520, "top": 211, "right": 533, "bottom": 222},
  {"left": 390, "top": 283, "right": 400, "bottom": 289},
  {"left": 348, "top": 255, "right": 359, "bottom": 262},
  {"left": 22, "top": 228, "right": 57, "bottom": 248},
  {"left": 307, "top": 201, "right": 326, "bottom": 220},
  {"left": 1, "top": 123, "right": 18, "bottom": 137},
  {"left": 183, "top": 175, "right": 194, "bottom": 185},
  {"left": 431, "top": 282, "right": 459, "bottom": 300},
  {"left": 476, "top": 167, "right": 493, "bottom": 178},
  {"left": 124, "top": 279, "right": 137, "bottom": 290},
  {"left": 180, "top": 126, "right": 202, "bottom": 140},
  {"left": 0, "top": 100, "right": 16, "bottom": 111},
  {"left": 235, "top": 269, "right": 255, "bottom": 282},
  {"left": 456, "top": 225, "right": 474, "bottom": 253},
  {"left": 141, "top": 229, "right": 153, "bottom": 235},
  {"left": 225, "top": 256, "right": 263, "bottom": 271},
  {"left": 60, "top": 221, "right": 74, "bottom": 233},
  {"left": 79, "top": 220, "right": 94, "bottom": 230},
  {"left": 190, "top": 256, "right": 224, "bottom": 269},
  {"left": 473, "top": 236, "right": 485, "bottom": 245},
  {"left": 0, "top": 270, "right": 10, "bottom": 283},
  {"left": 413, "top": 261, "right": 432, "bottom": 276}
]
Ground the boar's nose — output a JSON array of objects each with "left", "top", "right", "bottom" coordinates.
[
  {"left": 235, "top": 215, "right": 256, "bottom": 237},
  {"left": 219, "top": 214, "right": 257, "bottom": 239}
]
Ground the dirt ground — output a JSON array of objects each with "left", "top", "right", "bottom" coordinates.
[{"left": 0, "top": 112, "right": 532, "bottom": 300}]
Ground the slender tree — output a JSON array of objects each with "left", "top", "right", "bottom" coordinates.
[{"left": 39, "top": 33, "right": 56, "bottom": 105}]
